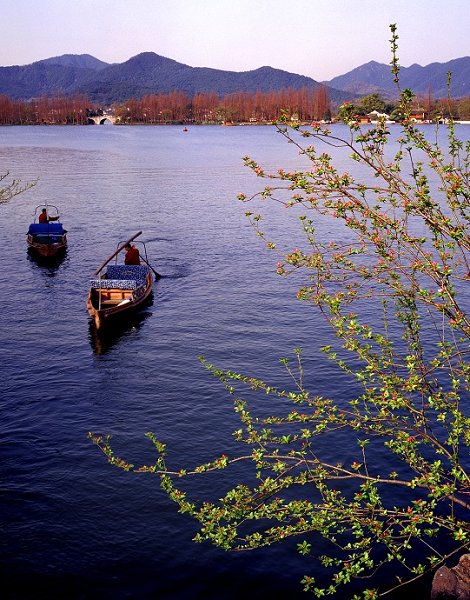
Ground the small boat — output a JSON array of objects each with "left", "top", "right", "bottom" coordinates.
[
  {"left": 86, "top": 231, "right": 156, "bottom": 330},
  {"left": 27, "top": 204, "right": 67, "bottom": 258}
]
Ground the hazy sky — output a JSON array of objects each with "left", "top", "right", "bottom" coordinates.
[{"left": 2, "top": 0, "right": 468, "bottom": 81}]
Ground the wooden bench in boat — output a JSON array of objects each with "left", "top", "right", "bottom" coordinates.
[{"left": 95, "top": 290, "right": 135, "bottom": 306}]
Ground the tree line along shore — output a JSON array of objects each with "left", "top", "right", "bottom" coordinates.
[{"left": 1, "top": 87, "right": 470, "bottom": 125}]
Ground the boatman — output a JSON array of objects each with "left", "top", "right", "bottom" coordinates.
[
  {"left": 124, "top": 243, "right": 141, "bottom": 265},
  {"left": 38, "top": 208, "right": 59, "bottom": 223}
]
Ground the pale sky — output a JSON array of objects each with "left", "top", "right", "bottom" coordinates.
[{"left": 2, "top": 0, "right": 469, "bottom": 81}]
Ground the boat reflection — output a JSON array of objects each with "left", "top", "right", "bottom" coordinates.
[
  {"left": 88, "top": 306, "right": 153, "bottom": 355},
  {"left": 27, "top": 247, "right": 67, "bottom": 271}
]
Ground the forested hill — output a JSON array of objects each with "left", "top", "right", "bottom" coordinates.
[{"left": 0, "top": 52, "right": 351, "bottom": 105}]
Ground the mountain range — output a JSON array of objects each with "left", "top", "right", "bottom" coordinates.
[
  {"left": 0, "top": 53, "right": 469, "bottom": 106},
  {"left": 326, "top": 57, "right": 470, "bottom": 100}
]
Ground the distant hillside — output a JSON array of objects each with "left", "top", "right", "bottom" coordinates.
[
  {"left": 0, "top": 63, "right": 97, "bottom": 100},
  {"left": 324, "top": 57, "right": 470, "bottom": 99},
  {"left": 36, "top": 54, "right": 110, "bottom": 71},
  {"left": 0, "top": 52, "right": 351, "bottom": 106}
]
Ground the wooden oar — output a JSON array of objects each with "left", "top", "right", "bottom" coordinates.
[
  {"left": 94, "top": 231, "right": 142, "bottom": 276},
  {"left": 139, "top": 254, "right": 161, "bottom": 279}
]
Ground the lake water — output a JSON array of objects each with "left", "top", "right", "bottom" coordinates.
[{"left": 1, "top": 124, "right": 469, "bottom": 600}]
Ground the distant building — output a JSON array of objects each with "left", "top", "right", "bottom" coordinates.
[
  {"left": 409, "top": 111, "right": 426, "bottom": 122},
  {"left": 367, "top": 110, "right": 392, "bottom": 123}
]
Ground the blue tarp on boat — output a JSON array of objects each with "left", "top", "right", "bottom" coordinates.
[
  {"left": 28, "top": 223, "right": 65, "bottom": 235},
  {"left": 89, "top": 265, "right": 149, "bottom": 290},
  {"left": 89, "top": 279, "right": 138, "bottom": 290}
]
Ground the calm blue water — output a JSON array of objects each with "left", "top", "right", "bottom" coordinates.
[{"left": 1, "top": 124, "right": 469, "bottom": 600}]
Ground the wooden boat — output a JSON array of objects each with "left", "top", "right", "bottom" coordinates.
[
  {"left": 86, "top": 232, "right": 156, "bottom": 330},
  {"left": 27, "top": 204, "right": 67, "bottom": 258}
]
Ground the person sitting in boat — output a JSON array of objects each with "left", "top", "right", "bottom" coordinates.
[
  {"left": 38, "top": 208, "right": 60, "bottom": 223},
  {"left": 124, "top": 243, "right": 141, "bottom": 265}
]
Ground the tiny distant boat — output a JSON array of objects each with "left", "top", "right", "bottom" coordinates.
[
  {"left": 87, "top": 231, "right": 156, "bottom": 330},
  {"left": 183, "top": 127, "right": 188, "bottom": 132},
  {"left": 27, "top": 204, "right": 67, "bottom": 258}
]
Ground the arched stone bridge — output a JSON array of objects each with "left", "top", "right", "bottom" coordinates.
[{"left": 88, "top": 115, "right": 117, "bottom": 125}]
